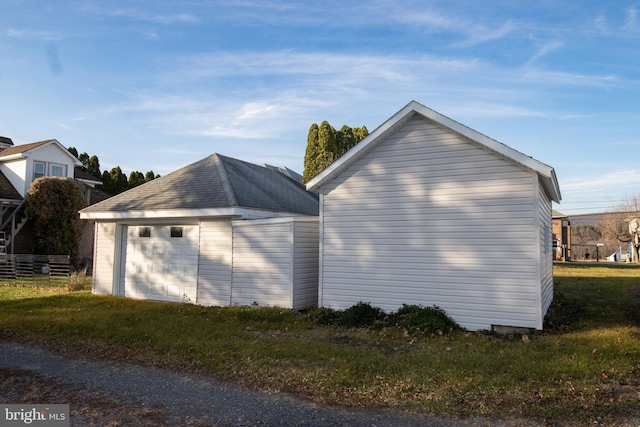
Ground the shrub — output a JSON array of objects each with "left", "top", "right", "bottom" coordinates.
[
  {"left": 387, "top": 304, "right": 461, "bottom": 335},
  {"left": 25, "top": 177, "right": 86, "bottom": 265},
  {"left": 337, "top": 302, "right": 386, "bottom": 328},
  {"left": 305, "top": 307, "right": 340, "bottom": 325}
]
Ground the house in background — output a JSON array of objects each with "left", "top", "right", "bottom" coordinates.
[
  {"left": 306, "top": 101, "right": 561, "bottom": 331},
  {"left": 80, "top": 153, "right": 319, "bottom": 310},
  {"left": 552, "top": 210, "right": 571, "bottom": 261},
  {"left": 0, "top": 137, "right": 109, "bottom": 257},
  {"left": 0, "top": 138, "right": 81, "bottom": 252}
]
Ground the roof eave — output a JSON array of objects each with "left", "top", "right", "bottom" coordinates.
[{"left": 79, "top": 207, "right": 309, "bottom": 221}]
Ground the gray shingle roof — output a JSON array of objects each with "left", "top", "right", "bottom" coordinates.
[
  {"left": 82, "top": 153, "right": 318, "bottom": 216},
  {"left": 0, "top": 140, "right": 53, "bottom": 157}
]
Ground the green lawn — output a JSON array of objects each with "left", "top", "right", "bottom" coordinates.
[{"left": 1, "top": 264, "right": 639, "bottom": 425}]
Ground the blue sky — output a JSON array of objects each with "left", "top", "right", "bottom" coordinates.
[{"left": 1, "top": 1, "right": 638, "bottom": 214}]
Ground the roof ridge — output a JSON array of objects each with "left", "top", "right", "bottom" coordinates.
[{"left": 213, "top": 154, "right": 238, "bottom": 206}]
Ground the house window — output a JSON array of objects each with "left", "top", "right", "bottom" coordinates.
[
  {"left": 170, "top": 227, "right": 183, "bottom": 238},
  {"left": 139, "top": 227, "right": 151, "bottom": 238},
  {"left": 33, "top": 161, "right": 45, "bottom": 180},
  {"left": 49, "top": 163, "right": 67, "bottom": 177}
]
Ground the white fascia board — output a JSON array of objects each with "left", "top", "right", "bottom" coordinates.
[
  {"left": 76, "top": 178, "right": 102, "bottom": 186},
  {"left": 80, "top": 207, "right": 251, "bottom": 220},
  {"left": 0, "top": 153, "right": 25, "bottom": 161},
  {"left": 79, "top": 207, "right": 312, "bottom": 221}
]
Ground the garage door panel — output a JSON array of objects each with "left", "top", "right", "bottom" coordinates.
[
  {"left": 184, "top": 264, "right": 198, "bottom": 278},
  {"left": 153, "top": 243, "right": 168, "bottom": 256},
  {"left": 124, "top": 225, "right": 199, "bottom": 303}
]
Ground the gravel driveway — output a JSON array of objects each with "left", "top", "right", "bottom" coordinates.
[{"left": 0, "top": 342, "right": 529, "bottom": 426}]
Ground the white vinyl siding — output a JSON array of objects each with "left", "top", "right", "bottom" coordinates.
[
  {"left": 197, "top": 220, "right": 233, "bottom": 306},
  {"left": 92, "top": 217, "right": 317, "bottom": 310},
  {"left": 538, "top": 181, "right": 554, "bottom": 325},
  {"left": 93, "top": 221, "right": 116, "bottom": 295},
  {"left": 292, "top": 220, "right": 320, "bottom": 309},
  {"left": 319, "top": 115, "right": 541, "bottom": 331},
  {"left": 232, "top": 221, "right": 292, "bottom": 307},
  {"left": 231, "top": 218, "right": 319, "bottom": 309}
]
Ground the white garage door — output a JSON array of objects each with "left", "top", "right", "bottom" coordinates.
[{"left": 123, "top": 225, "right": 199, "bottom": 303}]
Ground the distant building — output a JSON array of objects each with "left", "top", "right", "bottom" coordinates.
[{"left": 552, "top": 210, "right": 571, "bottom": 261}]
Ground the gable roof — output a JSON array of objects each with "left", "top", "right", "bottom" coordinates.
[
  {"left": 306, "top": 101, "right": 561, "bottom": 203},
  {"left": 74, "top": 167, "right": 102, "bottom": 185},
  {"left": 80, "top": 153, "right": 318, "bottom": 220},
  {"left": 0, "top": 139, "right": 82, "bottom": 166}
]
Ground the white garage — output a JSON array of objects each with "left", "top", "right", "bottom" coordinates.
[{"left": 81, "top": 153, "right": 320, "bottom": 310}]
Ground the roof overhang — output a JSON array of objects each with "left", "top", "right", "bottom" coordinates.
[
  {"left": 79, "top": 207, "right": 314, "bottom": 221},
  {"left": 306, "top": 101, "right": 561, "bottom": 203}
]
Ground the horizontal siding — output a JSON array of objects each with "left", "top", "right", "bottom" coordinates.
[
  {"left": 292, "top": 221, "right": 319, "bottom": 309},
  {"left": 319, "top": 115, "right": 539, "bottom": 331},
  {"left": 539, "top": 182, "right": 554, "bottom": 327},
  {"left": 231, "top": 221, "right": 292, "bottom": 307},
  {"left": 197, "top": 220, "right": 232, "bottom": 306},
  {"left": 93, "top": 221, "right": 116, "bottom": 295}
]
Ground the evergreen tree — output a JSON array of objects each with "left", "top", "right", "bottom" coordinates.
[
  {"left": 67, "top": 147, "right": 78, "bottom": 158},
  {"left": 144, "top": 170, "right": 159, "bottom": 182},
  {"left": 302, "top": 123, "right": 320, "bottom": 184},
  {"left": 302, "top": 121, "right": 368, "bottom": 183},
  {"left": 109, "top": 166, "right": 128, "bottom": 194},
  {"left": 317, "top": 121, "right": 336, "bottom": 171},
  {"left": 78, "top": 152, "right": 90, "bottom": 169},
  {"left": 128, "top": 171, "right": 146, "bottom": 188},
  {"left": 87, "top": 155, "right": 101, "bottom": 178},
  {"left": 101, "top": 170, "right": 114, "bottom": 194}
]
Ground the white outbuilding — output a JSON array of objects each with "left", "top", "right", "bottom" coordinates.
[
  {"left": 81, "top": 154, "right": 319, "bottom": 310},
  {"left": 306, "top": 101, "right": 561, "bottom": 331}
]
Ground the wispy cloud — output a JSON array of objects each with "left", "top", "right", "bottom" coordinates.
[
  {"left": 455, "top": 21, "right": 518, "bottom": 48},
  {"left": 111, "top": 8, "right": 198, "bottom": 24},
  {"left": 624, "top": 6, "right": 639, "bottom": 32},
  {"left": 525, "top": 40, "right": 565, "bottom": 67},
  {"left": 78, "top": 5, "right": 199, "bottom": 25},
  {"left": 445, "top": 103, "right": 547, "bottom": 119},
  {"left": 171, "top": 51, "right": 483, "bottom": 85},
  {"left": 520, "top": 68, "right": 618, "bottom": 88},
  {"left": 5, "top": 27, "right": 63, "bottom": 40},
  {"left": 562, "top": 170, "right": 640, "bottom": 193}
]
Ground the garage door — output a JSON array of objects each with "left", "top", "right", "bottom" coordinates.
[{"left": 123, "top": 225, "right": 199, "bottom": 303}]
